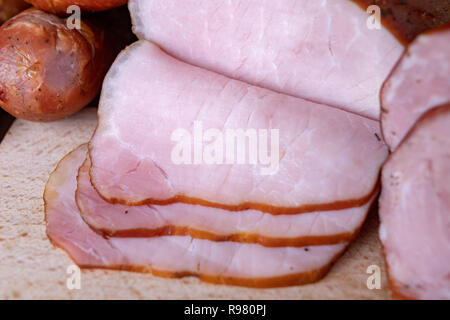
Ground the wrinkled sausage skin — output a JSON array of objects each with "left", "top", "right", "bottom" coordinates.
[{"left": 0, "top": 8, "right": 125, "bottom": 121}]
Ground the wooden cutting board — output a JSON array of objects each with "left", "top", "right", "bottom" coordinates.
[{"left": 0, "top": 108, "right": 390, "bottom": 299}]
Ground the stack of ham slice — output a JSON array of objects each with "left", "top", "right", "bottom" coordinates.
[
  {"left": 45, "top": 145, "right": 351, "bottom": 287},
  {"left": 89, "top": 42, "right": 387, "bottom": 211},
  {"left": 78, "top": 155, "right": 376, "bottom": 246},
  {"left": 379, "top": 25, "right": 450, "bottom": 299},
  {"left": 45, "top": 40, "right": 387, "bottom": 288},
  {"left": 44, "top": 0, "right": 403, "bottom": 288}
]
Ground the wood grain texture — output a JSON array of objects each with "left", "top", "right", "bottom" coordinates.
[{"left": 0, "top": 108, "right": 390, "bottom": 299}]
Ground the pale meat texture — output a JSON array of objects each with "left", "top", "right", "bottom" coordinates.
[
  {"left": 381, "top": 26, "right": 450, "bottom": 150},
  {"left": 379, "top": 105, "right": 450, "bottom": 299},
  {"left": 77, "top": 155, "right": 376, "bottom": 246},
  {"left": 129, "top": 0, "right": 403, "bottom": 119},
  {"left": 89, "top": 41, "right": 388, "bottom": 212},
  {"left": 45, "top": 145, "right": 347, "bottom": 288}
]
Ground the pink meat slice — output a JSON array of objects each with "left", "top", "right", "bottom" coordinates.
[
  {"left": 89, "top": 41, "right": 388, "bottom": 213},
  {"left": 381, "top": 25, "right": 450, "bottom": 151},
  {"left": 379, "top": 104, "right": 450, "bottom": 299},
  {"left": 77, "top": 155, "right": 376, "bottom": 246},
  {"left": 129, "top": 0, "right": 403, "bottom": 119},
  {"left": 45, "top": 144, "right": 347, "bottom": 288}
]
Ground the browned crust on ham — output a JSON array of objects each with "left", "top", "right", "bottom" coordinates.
[
  {"left": 380, "top": 102, "right": 450, "bottom": 300},
  {"left": 43, "top": 144, "right": 83, "bottom": 245},
  {"left": 76, "top": 155, "right": 376, "bottom": 246},
  {"left": 87, "top": 155, "right": 381, "bottom": 215},
  {"left": 90, "top": 167, "right": 380, "bottom": 214},
  {"left": 93, "top": 226, "right": 355, "bottom": 247},
  {"left": 122, "top": 257, "right": 342, "bottom": 288},
  {"left": 46, "top": 233, "right": 344, "bottom": 288},
  {"left": 48, "top": 239, "right": 347, "bottom": 288},
  {"left": 87, "top": 131, "right": 382, "bottom": 214},
  {"left": 382, "top": 247, "right": 422, "bottom": 300}
]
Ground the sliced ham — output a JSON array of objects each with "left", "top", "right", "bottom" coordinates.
[
  {"left": 379, "top": 104, "right": 450, "bottom": 299},
  {"left": 89, "top": 41, "right": 388, "bottom": 213},
  {"left": 129, "top": 0, "right": 403, "bottom": 119},
  {"left": 77, "top": 155, "right": 376, "bottom": 246},
  {"left": 381, "top": 25, "right": 450, "bottom": 151},
  {"left": 46, "top": 144, "right": 347, "bottom": 288}
]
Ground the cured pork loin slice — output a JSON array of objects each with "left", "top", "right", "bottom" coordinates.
[
  {"left": 89, "top": 41, "right": 388, "bottom": 213},
  {"left": 379, "top": 104, "right": 450, "bottom": 299},
  {"left": 45, "top": 145, "right": 347, "bottom": 288},
  {"left": 129, "top": 0, "right": 403, "bottom": 119},
  {"left": 78, "top": 155, "right": 376, "bottom": 246},
  {"left": 381, "top": 25, "right": 450, "bottom": 151}
]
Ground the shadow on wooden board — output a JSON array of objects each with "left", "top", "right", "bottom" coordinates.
[{"left": 0, "top": 109, "right": 14, "bottom": 142}]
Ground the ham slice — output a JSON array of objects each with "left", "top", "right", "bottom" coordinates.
[
  {"left": 129, "top": 0, "right": 403, "bottom": 119},
  {"left": 89, "top": 41, "right": 388, "bottom": 213},
  {"left": 379, "top": 104, "right": 450, "bottom": 299},
  {"left": 77, "top": 155, "right": 376, "bottom": 246},
  {"left": 46, "top": 144, "right": 347, "bottom": 288},
  {"left": 381, "top": 25, "right": 450, "bottom": 150}
]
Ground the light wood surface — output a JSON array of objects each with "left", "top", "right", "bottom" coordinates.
[{"left": 0, "top": 108, "right": 390, "bottom": 299}]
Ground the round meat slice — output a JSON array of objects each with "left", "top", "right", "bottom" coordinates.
[
  {"left": 379, "top": 103, "right": 450, "bottom": 299},
  {"left": 381, "top": 25, "right": 450, "bottom": 151}
]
